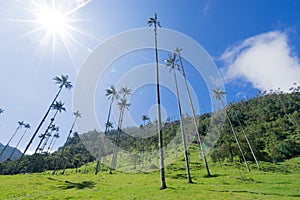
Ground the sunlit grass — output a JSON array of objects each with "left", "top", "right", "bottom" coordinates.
[{"left": 0, "top": 147, "right": 299, "bottom": 200}]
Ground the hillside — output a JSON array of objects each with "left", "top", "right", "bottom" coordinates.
[
  {"left": 0, "top": 143, "right": 22, "bottom": 162},
  {"left": 0, "top": 89, "right": 299, "bottom": 174},
  {"left": 207, "top": 90, "right": 300, "bottom": 164},
  {"left": 0, "top": 146, "right": 299, "bottom": 199}
]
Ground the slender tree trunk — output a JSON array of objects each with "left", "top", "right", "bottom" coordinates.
[
  {"left": 61, "top": 159, "right": 68, "bottom": 175},
  {"left": 173, "top": 70, "right": 193, "bottom": 183},
  {"left": 153, "top": 20, "right": 167, "bottom": 190},
  {"left": 53, "top": 118, "right": 77, "bottom": 175},
  {"left": 95, "top": 159, "right": 100, "bottom": 175},
  {"left": 34, "top": 111, "right": 58, "bottom": 154},
  {"left": 0, "top": 125, "right": 22, "bottom": 159},
  {"left": 233, "top": 110, "right": 260, "bottom": 169},
  {"left": 49, "top": 137, "right": 58, "bottom": 153},
  {"left": 105, "top": 97, "right": 114, "bottom": 134},
  {"left": 141, "top": 121, "right": 146, "bottom": 169},
  {"left": 225, "top": 112, "right": 250, "bottom": 172},
  {"left": 8, "top": 128, "right": 29, "bottom": 160},
  {"left": 12, "top": 87, "right": 63, "bottom": 174},
  {"left": 46, "top": 134, "right": 55, "bottom": 153},
  {"left": 179, "top": 54, "right": 211, "bottom": 176},
  {"left": 110, "top": 106, "right": 124, "bottom": 173}
]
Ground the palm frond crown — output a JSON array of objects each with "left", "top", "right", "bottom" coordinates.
[
  {"left": 51, "top": 100, "right": 66, "bottom": 113},
  {"left": 53, "top": 75, "right": 73, "bottom": 90}
]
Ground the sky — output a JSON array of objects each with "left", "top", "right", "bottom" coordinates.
[{"left": 0, "top": 0, "right": 300, "bottom": 154}]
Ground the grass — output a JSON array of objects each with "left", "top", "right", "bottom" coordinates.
[{"left": 0, "top": 147, "right": 299, "bottom": 200}]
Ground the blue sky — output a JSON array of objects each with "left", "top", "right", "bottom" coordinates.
[{"left": 0, "top": 0, "right": 300, "bottom": 153}]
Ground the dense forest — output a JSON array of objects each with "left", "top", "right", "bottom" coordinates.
[
  {"left": 0, "top": 132, "right": 95, "bottom": 174},
  {"left": 0, "top": 87, "right": 299, "bottom": 174},
  {"left": 207, "top": 88, "right": 300, "bottom": 164}
]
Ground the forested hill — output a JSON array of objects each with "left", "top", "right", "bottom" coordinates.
[
  {"left": 80, "top": 88, "right": 300, "bottom": 165},
  {"left": 0, "top": 89, "right": 299, "bottom": 174},
  {"left": 206, "top": 89, "right": 300, "bottom": 164}
]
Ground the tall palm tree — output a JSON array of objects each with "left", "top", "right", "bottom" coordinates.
[
  {"left": 0, "top": 121, "right": 24, "bottom": 159},
  {"left": 110, "top": 96, "right": 131, "bottom": 173},
  {"left": 109, "top": 86, "right": 132, "bottom": 172},
  {"left": 99, "top": 85, "right": 118, "bottom": 173},
  {"left": 212, "top": 88, "right": 250, "bottom": 172},
  {"left": 105, "top": 121, "right": 113, "bottom": 131},
  {"left": 40, "top": 124, "right": 57, "bottom": 153},
  {"left": 8, "top": 123, "right": 30, "bottom": 160},
  {"left": 231, "top": 105, "right": 260, "bottom": 169},
  {"left": 46, "top": 127, "right": 59, "bottom": 153},
  {"left": 34, "top": 101, "right": 66, "bottom": 154},
  {"left": 119, "top": 86, "right": 132, "bottom": 98},
  {"left": 141, "top": 115, "right": 150, "bottom": 168},
  {"left": 164, "top": 53, "right": 192, "bottom": 183},
  {"left": 0, "top": 108, "right": 4, "bottom": 114},
  {"left": 53, "top": 110, "right": 81, "bottom": 175},
  {"left": 13, "top": 75, "right": 72, "bottom": 173},
  {"left": 174, "top": 47, "right": 211, "bottom": 176},
  {"left": 104, "top": 85, "right": 119, "bottom": 135},
  {"left": 148, "top": 13, "right": 167, "bottom": 190}
]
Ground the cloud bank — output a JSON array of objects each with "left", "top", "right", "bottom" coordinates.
[{"left": 221, "top": 31, "right": 300, "bottom": 92}]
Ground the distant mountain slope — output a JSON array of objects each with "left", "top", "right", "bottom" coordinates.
[{"left": 0, "top": 143, "right": 22, "bottom": 162}]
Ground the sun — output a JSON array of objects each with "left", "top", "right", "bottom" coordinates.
[
  {"left": 10, "top": 0, "right": 95, "bottom": 67},
  {"left": 36, "top": 8, "right": 67, "bottom": 34},
  {"left": 32, "top": 1, "right": 72, "bottom": 40},
  {"left": 6, "top": 0, "right": 95, "bottom": 67}
]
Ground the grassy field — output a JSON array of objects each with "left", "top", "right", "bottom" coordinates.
[{"left": 0, "top": 149, "right": 299, "bottom": 200}]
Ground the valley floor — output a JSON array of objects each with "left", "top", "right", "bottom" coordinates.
[{"left": 0, "top": 157, "right": 299, "bottom": 200}]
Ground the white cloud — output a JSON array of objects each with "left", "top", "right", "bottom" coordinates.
[{"left": 221, "top": 31, "right": 300, "bottom": 92}]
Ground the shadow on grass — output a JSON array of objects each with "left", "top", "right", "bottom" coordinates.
[
  {"left": 170, "top": 173, "right": 188, "bottom": 180},
  {"left": 208, "top": 189, "right": 300, "bottom": 198},
  {"left": 171, "top": 173, "right": 223, "bottom": 180},
  {"left": 59, "top": 181, "right": 96, "bottom": 190},
  {"left": 203, "top": 174, "right": 221, "bottom": 178}
]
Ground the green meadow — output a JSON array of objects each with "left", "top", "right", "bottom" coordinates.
[{"left": 0, "top": 149, "right": 299, "bottom": 200}]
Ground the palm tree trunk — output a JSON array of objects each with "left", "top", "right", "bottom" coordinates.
[
  {"left": 12, "top": 87, "right": 63, "bottom": 174},
  {"left": 46, "top": 134, "right": 55, "bottom": 153},
  {"left": 105, "top": 97, "right": 114, "bottom": 134},
  {"left": 49, "top": 136, "right": 58, "bottom": 153},
  {"left": 95, "top": 159, "right": 100, "bottom": 175},
  {"left": 153, "top": 20, "right": 167, "bottom": 190},
  {"left": 0, "top": 125, "right": 22, "bottom": 159},
  {"left": 226, "top": 112, "right": 250, "bottom": 172},
  {"left": 110, "top": 106, "right": 124, "bottom": 173},
  {"left": 62, "top": 159, "right": 68, "bottom": 174},
  {"left": 8, "top": 128, "right": 29, "bottom": 160},
  {"left": 179, "top": 54, "right": 211, "bottom": 176},
  {"left": 142, "top": 121, "right": 146, "bottom": 169},
  {"left": 233, "top": 111, "right": 260, "bottom": 169},
  {"left": 173, "top": 70, "right": 193, "bottom": 183},
  {"left": 34, "top": 110, "right": 58, "bottom": 154},
  {"left": 53, "top": 118, "right": 77, "bottom": 175}
]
